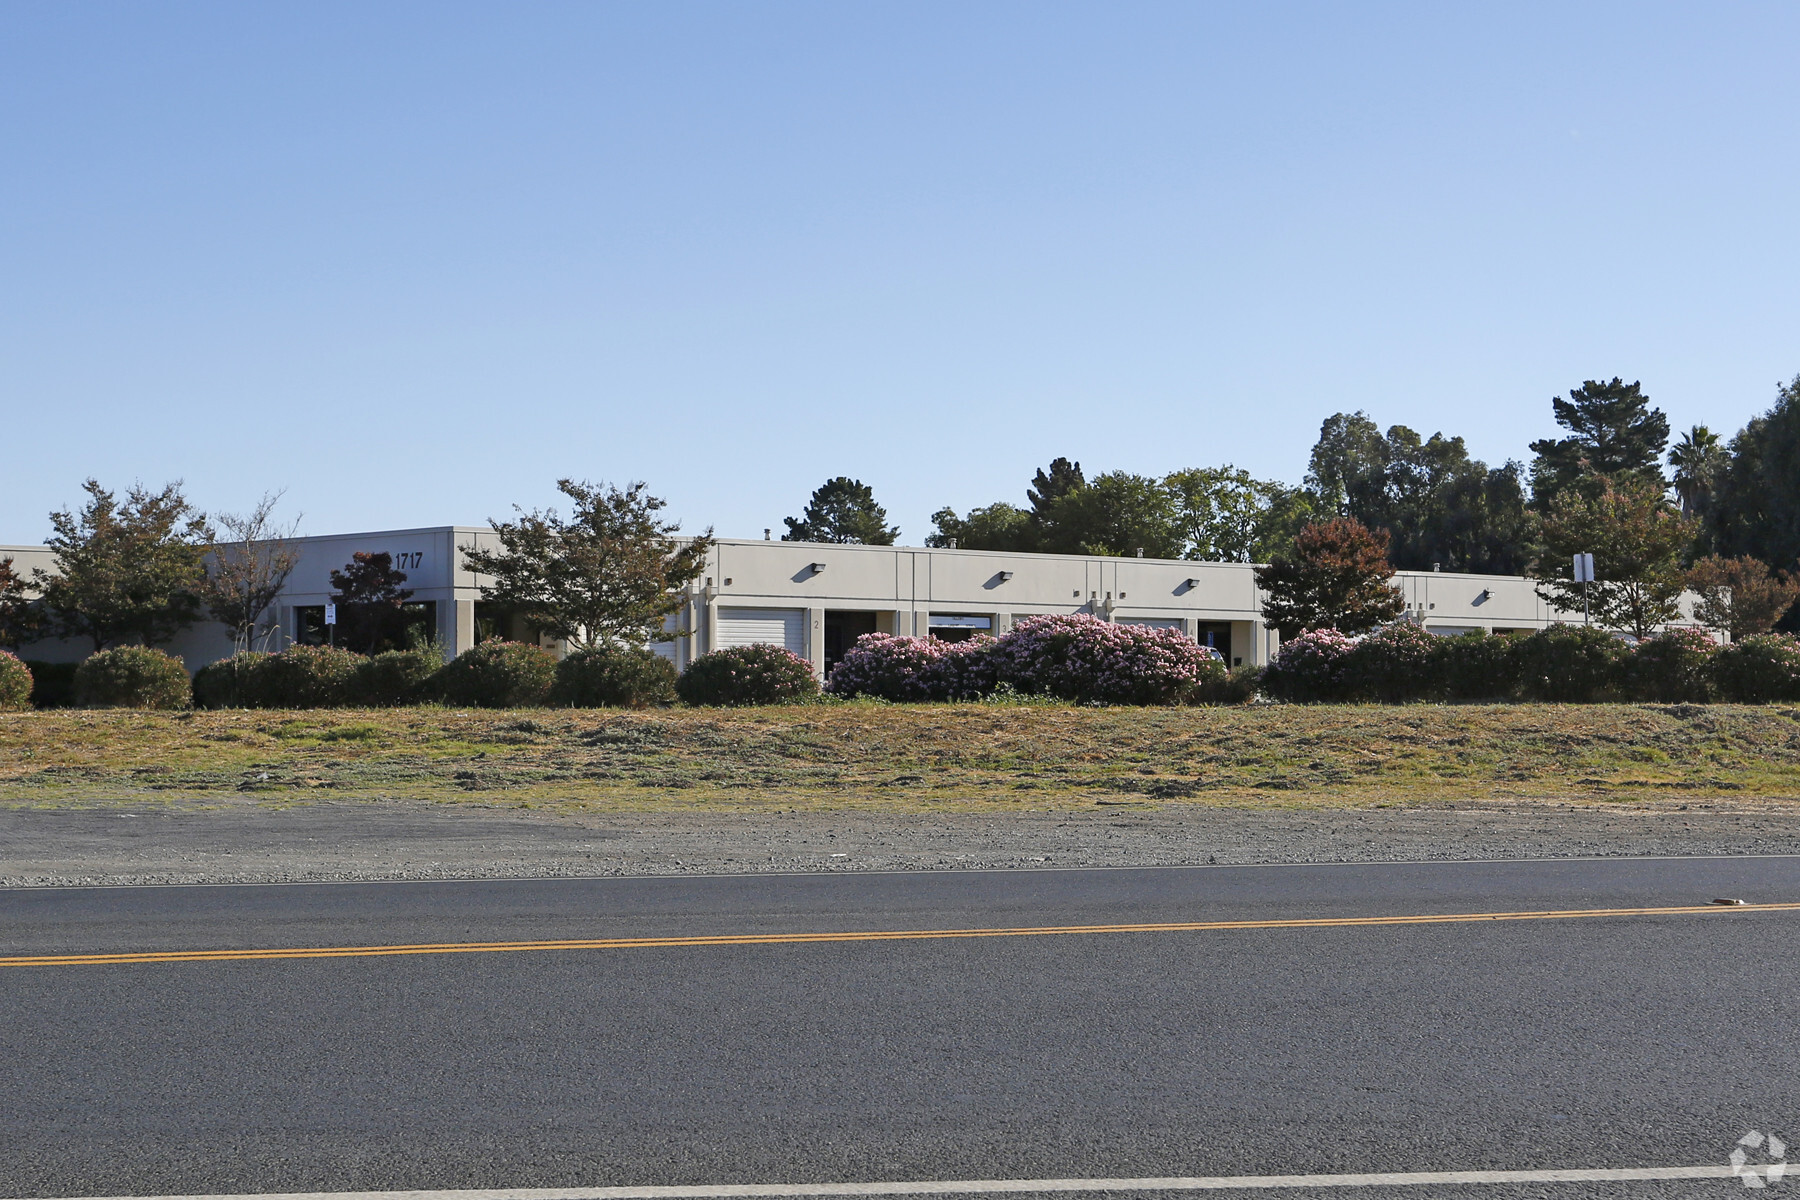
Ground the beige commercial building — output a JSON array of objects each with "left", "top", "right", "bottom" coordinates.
[{"left": 2, "top": 527, "right": 1704, "bottom": 677}]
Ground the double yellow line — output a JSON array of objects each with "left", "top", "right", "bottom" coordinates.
[{"left": 5, "top": 901, "right": 1796, "bottom": 968}]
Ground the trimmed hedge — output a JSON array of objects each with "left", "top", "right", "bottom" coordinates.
[
  {"left": 73, "top": 646, "right": 191, "bottom": 710},
  {"left": 193, "top": 652, "right": 271, "bottom": 709},
  {"left": 1344, "top": 621, "right": 1439, "bottom": 703},
  {"left": 0, "top": 651, "right": 31, "bottom": 711},
  {"left": 350, "top": 644, "right": 445, "bottom": 707},
  {"left": 23, "top": 660, "right": 78, "bottom": 709},
  {"left": 677, "top": 644, "right": 819, "bottom": 706},
  {"left": 1512, "top": 624, "right": 1631, "bottom": 703},
  {"left": 1434, "top": 631, "right": 1521, "bottom": 702},
  {"left": 1627, "top": 628, "right": 1718, "bottom": 703},
  {"left": 549, "top": 643, "right": 677, "bottom": 708},
  {"left": 435, "top": 641, "right": 556, "bottom": 708}
]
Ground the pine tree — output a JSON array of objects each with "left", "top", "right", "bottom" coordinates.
[
  {"left": 1528, "top": 377, "right": 1670, "bottom": 507},
  {"left": 782, "top": 478, "right": 898, "bottom": 544}
]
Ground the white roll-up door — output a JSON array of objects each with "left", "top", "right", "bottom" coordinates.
[{"left": 716, "top": 608, "right": 806, "bottom": 655}]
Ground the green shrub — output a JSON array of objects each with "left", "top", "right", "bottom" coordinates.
[
  {"left": 1343, "top": 621, "right": 1440, "bottom": 702},
  {"left": 677, "top": 644, "right": 820, "bottom": 707},
  {"left": 1710, "top": 634, "right": 1800, "bottom": 703},
  {"left": 1435, "top": 631, "right": 1522, "bottom": 702},
  {"left": 0, "top": 651, "right": 31, "bottom": 711},
  {"left": 1626, "top": 628, "right": 1718, "bottom": 702},
  {"left": 1197, "top": 664, "right": 1262, "bottom": 706},
  {"left": 248, "top": 645, "right": 363, "bottom": 708},
  {"left": 550, "top": 643, "right": 677, "bottom": 708},
  {"left": 193, "top": 652, "right": 271, "bottom": 709},
  {"left": 434, "top": 641, "right": 556, "bottom": 708},
  {"left": 73, "top": 646, "right": 191, "bottom": 710},
  {"left": 1512, "top": 624, "right": 1630, "bottom": 703},
  {"left": 23, "top": 660, "right": 78, "bottom": 709},
  {"left": 349, "top": 643, "right": 445, "bottom": 707}
]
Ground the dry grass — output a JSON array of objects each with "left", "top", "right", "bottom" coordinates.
[{"left": 3, "top": 702, "right": 1800, "bottom": 812}]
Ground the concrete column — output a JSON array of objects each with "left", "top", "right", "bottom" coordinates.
[{"left": 807, "top": 606, "right": 826, "bottom": 681}]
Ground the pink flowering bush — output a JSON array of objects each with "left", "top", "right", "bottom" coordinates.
[
  {"left": 1709, "top": 633, "right": 1800, "bottom": 703},
  {"left": 1343, "top": 620, "right": 1440, "bottom": 703},
  {"left": 1626, "top": 627, "right": 1717, "bottom": 702},
  {"left": 0, "top": 650, "right": 31, "bottom": 711},
  {"left": 826, "top": 633, "right": 997, "bottom": 701},
  {"left": 988, "top": 614, "right": 1224, "bottom": 705},
  {"left": 1262, "top": 628, "right": 1360, "bottom": 703}
]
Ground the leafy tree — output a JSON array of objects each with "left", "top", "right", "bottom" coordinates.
[
  {"left": 1164, "top": 466, "right": 1274, "bottom": 562},
  {"left": 782, "top": 477, "right": 898, "bottom": 544},
  {"left": 1303, "top": 414, "right": 1533, "bottom": 572},
  {"left": 1685, "top": 555, "right": 1800, "bottom": 641},
  {"left": 461, "top": 478, "right": 713, "bottom": 650},
  {"left": 198, "top": 491, "right": 300, "bottom": 653},
  {"left": 33, "top": 479, "right": 211, "bottom": 651},
  {"left": 0, "top": 557, "right": 41, "bottom": 650},
  {"left": 1704, "top": 375, "right": 1800, "bottom": 585},
  {"left": 926, "top": 502, "right": 1033, "bottom": 551},
  {"left": 1254, "top": 518, "right": 1406, "bottom": 637},
  {"left": 329, "top": 552, "right": 415, "bottom": 654},
  {"left": 1528, "top": 377, "right": 1670, "bottom": 507},
  {"left": 1037, "top": 471, "right": 1182, "bottom": 558},
  {"left": 1532, "top": 477, "right": 1695, "bottom": 639},
  {"left": 1248, "top": 485, "right": 1321, "bottom": 564},
  {"left": 1668, "top": 425, "right": 1727, "bottom": 519}
]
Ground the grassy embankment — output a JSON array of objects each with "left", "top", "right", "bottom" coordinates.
[{"left": 4, "top": 703, "right": 1800, "bottom": 811}]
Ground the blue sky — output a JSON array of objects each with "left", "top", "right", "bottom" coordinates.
[{"left": 3, "top": 2, "right": 1797, "bottom": 545}]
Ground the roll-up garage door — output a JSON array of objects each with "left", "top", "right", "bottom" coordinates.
[{"left": 716, "top": 608, "right": 806, "bottom": 655}]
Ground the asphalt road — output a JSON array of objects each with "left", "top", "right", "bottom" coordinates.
[{"left": 4, "top": 858, "right": 1800, "bottom": 1198}]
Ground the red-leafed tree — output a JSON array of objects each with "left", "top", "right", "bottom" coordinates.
[
  {"left": 1255, "top": 517, "right": 1406, "bottom": 637},
  {"left": 330, "top": 552, "right": 414, "bottom": 653}
]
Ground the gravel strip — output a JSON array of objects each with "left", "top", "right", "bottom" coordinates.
[{"left": 4, "top": 798, "right": 1800, "bottom": 887}]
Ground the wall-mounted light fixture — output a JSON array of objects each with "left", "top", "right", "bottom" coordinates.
[
  {"left": 1073, "top": 590, "right": 1082, "bottom": 598},
  {"left": 1184, "top": 578, "right": 1199, "bottom": 589},
  {"left": 998, "top": 571, "right": 1014, "bottom": 582},
  {"left": 723, "top": 578, "right": 733, "bottom": 587},
  {"left": 810, "top": 562, "right": 827, "bottom": 575}
]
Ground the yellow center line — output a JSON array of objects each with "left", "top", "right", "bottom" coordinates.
[{"left": 4, "top": 901, "right": 1797, "bottom": 968}]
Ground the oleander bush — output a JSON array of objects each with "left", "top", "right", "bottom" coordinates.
[
  {"left": 192, "top": 651, "right": 272, "bottom": 709},
  {"left": 434, "top": 640, "right": 556, "bottom": 708},
  {"left": 1342, "top": 620, "right": 1440, "bottom": 703},
  {"left": 0, "top": 650, "right": 32, "bottom": 711},
  {"left": 1434, "top": 631, "right": 1523, "bottom": 702},
  {"left": 73, "top": 645, "right": 191, "bottom": 710},
  {"left": 986, "top": 614, "right": 1224, "bottom": 705},
  {"left": 349, "top": 643, "right": 446, "bottom": 707},
  {"left": 1512, "top": 624, "right": 1631, "bottom": 703},
  {"left": 826, "top": 633, "right": 998, "bottom": 702},
  {"left": 1709, "top": 633, "right": 1800, "bottom": 703},
  {"left": 23, "top": 660, "right": 78, "bottom": 709},
  {"left": 677, "top": 644, "right": 819, "bottom": 706},
  {"left": 1627, "top": 627, "right": 1718, "bottom": 703},
  {"left": 549, "top": 642, "right": 678, "bottom": 708},
  {"left": 247, "top": 644, "right": 363, "bottom": 708},
  {"left": 1261, "top": 627, "right": 1360, "bottom": 703}
]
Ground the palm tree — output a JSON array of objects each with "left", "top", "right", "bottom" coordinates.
[{"left": 1668, "top": 425, "right": 1725, "bottom": 517}]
